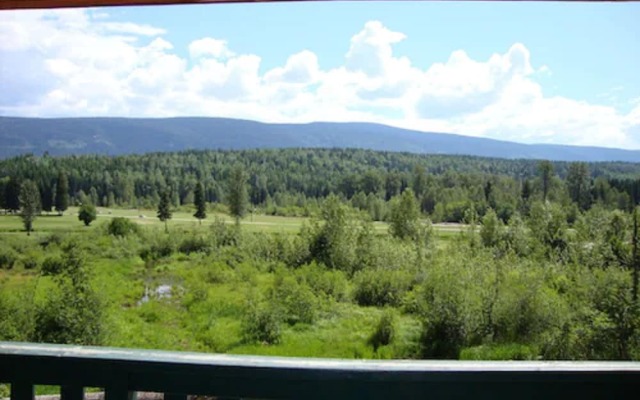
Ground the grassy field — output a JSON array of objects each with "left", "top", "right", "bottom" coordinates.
[{"left": 0, "top": 206, "right": 464, "bottom": 239}]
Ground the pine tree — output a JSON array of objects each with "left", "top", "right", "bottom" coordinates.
[
  {"left": 19, "top": 179, "right": 41, "bottom": 235},
  {"left": 55, "top": 171, "right": 69, "bottom": 215},
  {"left": 157, "top": 188, "right": 172, "bottom": 233},
  {"left": 193, "top": 181, "right": 206, "bottom": 224},
  {"left": 537, "top": 161, "right": 554, "bottom": 202},
  {"left": 226, "top": 165, "right": 248, "bottom": 224},
  {"left": 5, "top": 176, "right": 20, "bottom": 212}
]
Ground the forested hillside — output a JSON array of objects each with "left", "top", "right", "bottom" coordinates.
[
  {"left": 2, "top": 116, "right": 640, "bottom": 162},
  {"left": 2, "top": 148, "right": 640, "bottom": 223}
]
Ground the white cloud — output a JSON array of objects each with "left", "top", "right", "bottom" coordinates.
[
  {"left": 189, "top": 37, "right": 234, "bottom": 59},
  {"left": 0, "top": 11, "right": 638, "bottom": 149},
  {"left": 100, "top": 22, "right": 166, "bottom": 37}
]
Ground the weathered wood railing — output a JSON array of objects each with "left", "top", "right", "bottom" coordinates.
[{"left": 2, "top": 341, "right": 640, "bottom": 399}]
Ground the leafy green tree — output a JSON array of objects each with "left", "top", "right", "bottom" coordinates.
[
  {"left": 19, "top": 180, "right": 41, "bottom": 236},
  {"left": 78, "top": 201, "right": 97, "bottom": 226},
  {"left": 157, "top": 188, "right": 172, "bottom": 232},
  {"left": 193, "top": 181, "right": 206, "bottom": 224},
  {"left": 389, "top": 188, "right": 420, "bottom": 240},
  {"left": 34, "top": 245, "right": 104, "bottom": 345},
  {"left": 528, "top": 201, "right": 568, "bottom": 257},
  {"left": 412, "top": 165, "right": 428, "bottom": 198},
  {"left": 55, "top": 171, "right": 69, "bottom": 215},
  {"left": 226, "top": 164, "right": 248, "bottom": 224},
  {"left": 537, "top": 161, "right": 554, "bottom": 202},
  {"left": 480, "top": 208, "right": 502, "bottom": 248},
  {"left": 308, "top": 195, "right": 357, "bottom": 272}
]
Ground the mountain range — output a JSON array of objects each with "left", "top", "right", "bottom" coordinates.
[{"left": 1, "top": 116, "right": 638, "bottom": 162}]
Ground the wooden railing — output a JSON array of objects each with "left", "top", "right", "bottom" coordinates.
[{"left": 2, "top": 342, "right": 640, "bottom": 399}]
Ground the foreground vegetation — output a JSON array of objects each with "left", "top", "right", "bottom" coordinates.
[
  {"left": 2, "top": 148, "right": 640, "bottom": 364},
  {"left": 1, "top": 195, "right": 639, "bottom": 361}
]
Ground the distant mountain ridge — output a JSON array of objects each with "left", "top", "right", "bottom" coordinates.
[{"left": 1, "top": 116, "right": 638, "bottom": 162}]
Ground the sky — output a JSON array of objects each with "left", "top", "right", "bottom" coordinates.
[{"left": 0, "top": 2, "right": 639, "bottom": 149}]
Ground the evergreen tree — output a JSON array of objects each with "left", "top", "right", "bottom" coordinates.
[
  {"left": 567, "top": 162, "right": 591, "bottom": 210},
  {"left": 5, "top": 176, "right": 20, "bottom": 212},
  {"left": 537, "top": 161, "right": 554, "bottom": 202},
  {"left": 226, "top": 164, "right": 248, "bottom": 224},
  {"left": 193, "top": 181, "right": 206, "bottom": 224},
  {"left": 55, "top": 171, "right": 69, "bottom": 215},
  {"left": 19, "top": 180, "right": 41, "bottom": 235},
  {"left": 78, "top": 201, "right": 97, "bottom": 226},
  {"left": 157, "top": 188, "right": 172, "bottom": 232}
]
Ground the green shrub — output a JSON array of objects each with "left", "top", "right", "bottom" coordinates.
[
  {"left": 297, "top": 262, "right": 349, "bottom": 302},
  {"left": 21, "top": 252, "right": 40, "bottom": 270},
  {"left": 0, "top": 248, "right": 18, "bottom": 269},
  {"left": 139, "top": 236, "right": 175, "bottom": 261},
  {"left": 78, "top": 202, "right": 97, "bottom": 226},
  {"left": 369, "top": 310, "right": 396, "bottom": 351},
  {"left": 39, "top": 232, "right": 65, "bottom": 248},
  {"left": 211, "top": 217, "right": 240, "bottom": 247},
  {"left": 41, "top": 255, "right": 65, "bottom": 276},
  {"left": 242, "top": 304, "right": 281, "bottom": 345},
  {"left": 460, "top": 343, "right": 538, "bottom": 360},
  {"left": 178, "top": 235, "right": 212, "bottom": 255},
  {"left": 271, "top": 275, "right": 317, "bottom": 325},
  {"left": 353, "top": 268, "right": 412, "bottom": 307},
  {"left": 107, "top": 217, "right": 139, "bottom": 237}
]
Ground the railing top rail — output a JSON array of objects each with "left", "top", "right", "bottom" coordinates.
[{"left": 2, "top": 341, "right": 640, "bottom": 372}]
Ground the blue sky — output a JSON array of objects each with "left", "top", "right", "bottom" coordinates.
[{"left": 1, "top": 2, "right": 639, "bottom": 148}]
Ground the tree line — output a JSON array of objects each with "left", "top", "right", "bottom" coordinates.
[{"left": 2, "top": 149, "right": 640, "bottom": 226}]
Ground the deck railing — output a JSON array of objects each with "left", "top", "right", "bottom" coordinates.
[{"left": 2, "top": 341, "right": 640, "bottom": 399}]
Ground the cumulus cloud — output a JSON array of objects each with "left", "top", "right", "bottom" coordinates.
[
  {"left": 189, "top": 37, "right": 234, "bottom": 59},
  {"left": 0, "top": 10, "right": 638, "bottom": 149}
]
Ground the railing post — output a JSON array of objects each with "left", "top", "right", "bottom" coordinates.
[
  {"left": 60, "top": 385, "right": 84, "bottom": 400},
  {"left": 104, "top": 386, "right": 136, "bottom": 400},
  {"left": 164, "top": 394, "right": 187, "bottom": 400},
  {"left": 10, "top": 381, "right": 33, "bottom": 400}
]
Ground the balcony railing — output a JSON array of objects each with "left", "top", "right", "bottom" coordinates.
[{"left": 2, "top": 341, "right": 640, "bottom": 399}]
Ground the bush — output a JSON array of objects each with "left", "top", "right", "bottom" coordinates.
[
  {"left": 460, "top": 344, "right": 538, "bottom": 360},
  {"left": 211, "top": 217, "right": 240, "bottom": 247},
  {"left": 297, "top": 262, "right": 349, "bottom": 302},
  {"left": 107, "top": 217, "right": 139, "bottom": 237},
  {"left": 78, "top": 202, "right": 97, "bottom": 226},
  {"left": 41, "top": 255, "right": 65, "bottom": 276},
  {"left": 0, "top": 248, "right": 18, "bottom": 269},
  {"left": 139, "top": 235, "right": 175, "bottom": 261},
  {"left": 21, "top": 252, "right": 40, "bottom": 270},
  {"left": 354, "top": 268, "right": 412, "bottom": 307},
  {"left": 271, "top": 275, "right": 317, "bottom": 325},
  {"left": 369, "top": 310, "right": 396, "bottom": 351},
  {"left": 178, "top": 235, "right": 212, "bottom": 255},
  {"left": 242, "top": 304, "right": 282, "bottom": 345}
]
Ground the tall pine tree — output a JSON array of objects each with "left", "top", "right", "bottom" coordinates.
[
  {"left": 193, "top": 182, "right": 206, "bottom": 224},
  {"left": 5, "top": 176, "right": 21, "bottom": 212},
  {"left": 55, "top": 171, "right": 69, "bottom": 215},
  {"left": 157, "top": 188, "right": 172, "bottom": 233},
  {"left": 226, "top": 165, "right": 248, "bottom": 224},
  {"left": 537, "top": 161, "right": 554, "bottom": 203}
]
